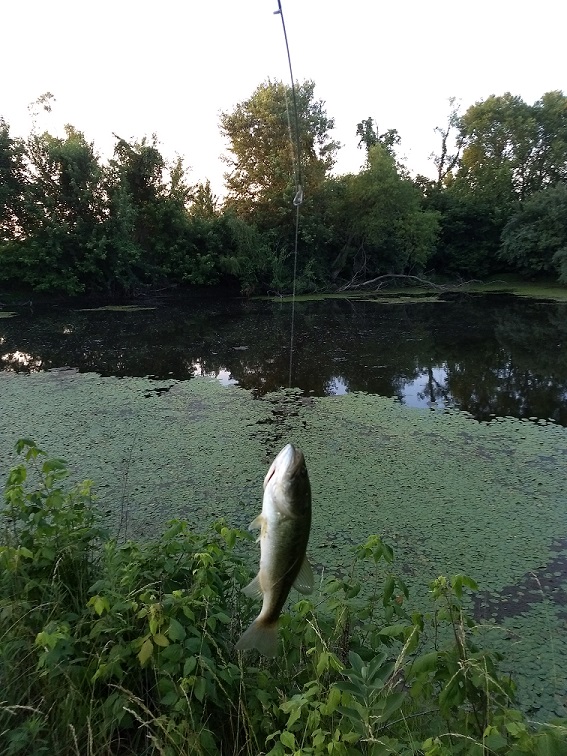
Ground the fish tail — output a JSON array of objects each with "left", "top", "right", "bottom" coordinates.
[{"left": 235, "top": 617, "right": 278, "bottom": 657}]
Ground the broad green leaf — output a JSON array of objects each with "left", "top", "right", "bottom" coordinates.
[
  {"left": 279, "top": 730, "right": 295, "bottom": 749},
  {"left": 138, "top": 639, "right": 153, "bottom": 666},
  {"left": 383, "top": 575, "right": 395, "bottom": 605},
  {"left": 316, "top": 651, "right": 329, "bottom": 677},
  {"left": 381, "top": 541, "right": 394, "bottom": 562},
  {"left": 90, "top": 595, "right": 110, "bottom": 616},
  {"left": 505, "top": 721, "right": 527, "bottom": 737},
  {"left": 286, "top": 707, "right": 301, "bottom": 728},
  {"left": 152, "top": 633, "right": 169, "bottom": 648},
  {"left": 335, "top": 681, "right": 364, "bottom": 699},
  {"left": 193, "top": 676, "right": 206, "bottom": 703},
  {"left": 411, "top": 651, "right": 439, "bottom": 676},
  {"left": 379, "top": 690, "right": 406, "bottom": 721},
  {"left": 347, "top": 651, "right": 364, "bottom": 676},
  {"left": 168, "top": 618, "right": 186, "bottom": 641},
  {"left": 326, "top": 686, "right": 341, "bottom": 713},
  {"left": 183, "top": 655, "right": 197, "bottom": 676},
  {"left": 378, "top": 624, "right": 407, "bottom": 639}
]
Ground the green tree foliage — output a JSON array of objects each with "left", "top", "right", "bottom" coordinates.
[
  {"left": 454, "top": 91, "right": 567, "bottom": 205},
  {"left": 327, "top": 146, "right": 439, "bottom": 284},
  {"left": 431, "top": 97, "right": 463, "bottom": 189},
  {"left": 458, "top": 93, "right": 530, "bottom": 201},
  {"left": 500, "top": 182, "right": 567, "bottom": 278},
  {"left": 355, "top": 116, "right": 400, "bottom": 158},
  {"left": 219, "top": 79, "right": 341, "bottom": 293},
  {"left": 0, "top": 126, "right": 238, "bottom": 294},
  {"left": 220, "top": 79, "right": 339, "bottom": 229},
  {"left": 1, "top": 86, "right": 567, "bottom": 295},
  {"left": 105, "top": 135, "right": 172, "bottom": 285},
  {"left": 188, "top": 179, "right": 219, "bottom": 219},
  {"left": 429, "top": 91, "right": 567, "bottom": 278},
  {"left": 9, "top": 125, "right": 108, "bottom": 293},
  {"left": 427, "top": 185, "right": 508, "bottom": 277},
  {"left": 0, "top": 120, "right": 29, "bottom": 244},
  {"left": 436, "top": 95, "right": 526, "bottom": 273}
]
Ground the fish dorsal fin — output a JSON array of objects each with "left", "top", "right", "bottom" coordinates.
[
  {"left": 293, "top": 557, "right": 314, "bottom": 595},
  {"left": 242, "top": 573, "right": 263, "bottom": 599}
]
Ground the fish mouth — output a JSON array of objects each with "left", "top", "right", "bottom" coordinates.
[{"left": 264, "top": 443, "right": 304, "bottom": 488}]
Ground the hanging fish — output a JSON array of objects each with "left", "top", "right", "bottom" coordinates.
[{"left": 236, "top": 443, "right": 313, "bottom": 657}]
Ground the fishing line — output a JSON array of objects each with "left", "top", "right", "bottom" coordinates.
[{"left": 274, "top": 0, "right": 303, "bottom": 388}]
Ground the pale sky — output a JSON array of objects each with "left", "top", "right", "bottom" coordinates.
[{"left": 1, "top": 0, "right": 565, "bottom": 197}]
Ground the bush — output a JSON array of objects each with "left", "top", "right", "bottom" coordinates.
[{"left": 1, "top": 441, "right": 566, "bottom": 755}]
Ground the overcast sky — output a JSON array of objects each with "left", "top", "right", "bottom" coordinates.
[{"left": 2, "top": 0, "right": 565, "bottom": 196}]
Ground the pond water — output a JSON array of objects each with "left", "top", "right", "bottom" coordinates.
[
  {"left": 2, "top": 291, "right": 567, "bottom": 719},
  {"left": 1, "top": 292, "right": 567, "bottom": 426}
]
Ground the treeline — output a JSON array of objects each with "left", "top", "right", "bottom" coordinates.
[{"left": 1, "top": 85, "right": 567, "bottom": 296}]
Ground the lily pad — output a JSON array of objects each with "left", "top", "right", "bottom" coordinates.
[
  {"left": 77, "top": 305, "right": 157, "bottom": 312},
  {"left": 0, "top": 373, "right": 566, "bottom": 718}
]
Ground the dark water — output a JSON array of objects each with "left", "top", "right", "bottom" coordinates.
[{"left": 1, "top": 292, "right": 567, "bottom": 426}]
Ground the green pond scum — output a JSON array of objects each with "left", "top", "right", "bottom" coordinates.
[
  {"left": 1, "top": 372, "right": 566, "bottom": 719},
  {"left": 260, "top": 280, "right": 567, "bottom": 303},
  {"left": 77, "top": 305, "right": 157, "bottom": 312}
]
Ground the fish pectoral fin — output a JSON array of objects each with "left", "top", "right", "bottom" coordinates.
[
  {"left": 242, "top": 573, "right": 263, "bottom": 600},
  {"left": 248, "top": 514, "right": 264, "bottom": 531},
  {"left": 293, "top": 556, "right": 314, "bottom": 595}
]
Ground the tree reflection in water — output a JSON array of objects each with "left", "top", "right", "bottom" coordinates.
[{"left": 1, "top": 293, "right": 566, "bottom": 426}]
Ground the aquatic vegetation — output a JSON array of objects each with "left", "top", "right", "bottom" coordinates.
[
  {"left": 77, "top": 305, "right": 157, "bottom": 312},
  {"left": 0, "top": 374, "right": 566, "bottom": 718},
  {"left": 260, "top": 292, "right": 443, "bottom": 303},
  {"left": 259, "top": 282, "right": 567, "bottom": 303},
  {"left": 355, "top": 295, "right": 443, "bottom": 304},
  {"left": 2, "top": 442, "right": 566, "bottom": 754},
  {"left": 471, "top": 282, "right": 567, "bottom": 302}
]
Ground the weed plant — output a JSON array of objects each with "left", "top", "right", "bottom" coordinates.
[{"left": 1, "top": 440, "right": 566, "bottom": 755}]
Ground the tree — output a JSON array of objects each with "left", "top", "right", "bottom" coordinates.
[
  {"left": 427, "top": 186, "right": 508, "bottom": 277},
  {"left": 456, "top": 91, "right": 567, "bottom": 202},
  {"left": 500, "top": 182, "right": 567, "bottom": 278},
  {"left": 8, "top": 125, "right": 108, "bottom": 293},
  {"left": 434, "top": 91, "right": 567, "bottom": 278},
  {"left": 356, "top": 117, "right": 400, "bottom": 158},
  {"left": 326, "top": 145, "right": 440, "bottom": 284},
  {"left": 220, "top": 79, "right": 339, "bottom": 229},
  {"left": 527, "top": 91, "right": 567, "bottom": 192},
  {"left": 431, "top": 93, "right": 533, "bottom": 276},
  {"left": 0, "top": 119, "right": 28, "bottom": 243},
  {"left": 189, "top": 180, "right": 219, "bottom": 219},
  {"left": 431, "top": 97, "right": 463, "bottom": 189},
  {"left": 105, "top": 135, "right": 192, "bottom": 288}
]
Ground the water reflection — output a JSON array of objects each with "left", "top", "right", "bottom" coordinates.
[
  {"left": 326, "top": 376, "right": 348, "bottom": 396},
  {"left": 1, "top": 349, "right": 43, "bottom": 370},
  {"left": 404, "top": 366, "right": 451, "bottom": 409},
  {"left": 192, "top": 360, "right": 238, "bottom": 387},
  {"left": 1, "top": 294, "right": 567, "bottom": 425}
]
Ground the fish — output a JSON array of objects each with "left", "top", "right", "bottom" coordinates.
[{"left": 235, "top": 443, "right": 313, "bottom": 657}]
